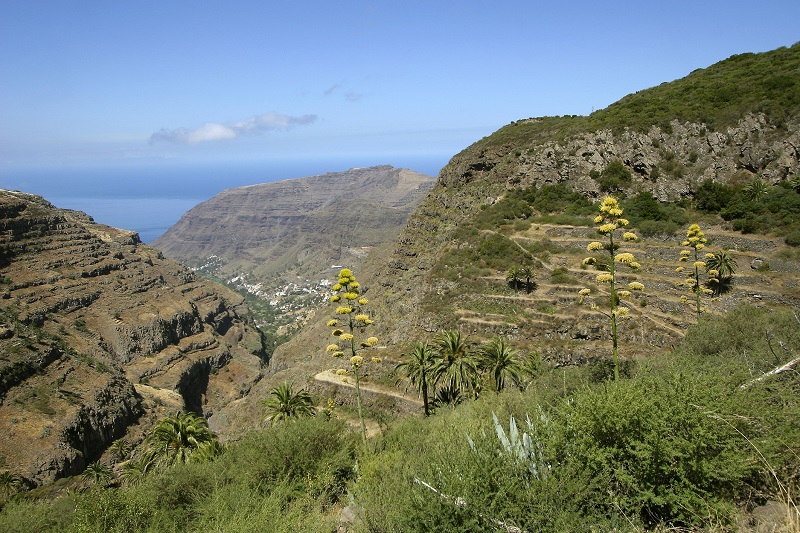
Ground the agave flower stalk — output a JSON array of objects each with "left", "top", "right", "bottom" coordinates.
[
  {"left": 327, "top": 268, "right": 379, "bottom": 446},
  {"left": 578, "top": 196, "right": 643, "bottom": 380},
  {"left": 677, "top": 224, "right": 716, "bottom": 320}
]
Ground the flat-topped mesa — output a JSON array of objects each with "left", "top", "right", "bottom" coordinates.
[
  {"left": 0, "top": 190, "right": 267, "bottom": 486},
  {"left": 152, "top": 165, "right": 436, "bottom": 282}
]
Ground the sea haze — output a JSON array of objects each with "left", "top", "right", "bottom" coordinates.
[{"left": 2, "top": 155, "right": 446, "bottom": 243}]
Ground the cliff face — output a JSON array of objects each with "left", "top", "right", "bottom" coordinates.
[
  {"left": 0, "top": 191, "right": 266, "bottom": 486},
  {"left": 153, "top": 165, "right": 435, "bottom": 280},
  {"left": 440, "top": 113, "right": 799, "bottom": 198}
]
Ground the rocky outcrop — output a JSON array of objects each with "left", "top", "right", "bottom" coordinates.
[
  {"left": 440, "top": 114, "right": 799, "bottom": 201},
  {"left": 0, "top": 191, "right": 266, "bottom": 485}
]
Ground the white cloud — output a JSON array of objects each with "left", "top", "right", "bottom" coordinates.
[{"left": 150, "top": 112, "right": 317, "bottom": 144}]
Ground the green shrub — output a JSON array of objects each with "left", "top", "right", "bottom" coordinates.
[
  {"left": 594, "top": 160, "right": 632, "bottom": 193},
  {"left": 784, "top": 228, "right": 800, "bottom": 246},
  {"left": 554, "top": 375, "right": 749, "bottom": 527}
]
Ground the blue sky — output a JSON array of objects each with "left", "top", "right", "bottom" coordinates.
[{"left": 1, "top": 0, "right": 799, "bottom": 174}]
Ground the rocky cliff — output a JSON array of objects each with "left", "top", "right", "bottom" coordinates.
[
  {"left": 0, "top": 191, "right": 266, "bottom": 486},
  {"left": 153, "top": 166, "right": 434, "bottom": 278}
]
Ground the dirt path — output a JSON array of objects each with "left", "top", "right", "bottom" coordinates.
[{"left": 314, "top": 369, "right": 424, "bottom": 406}]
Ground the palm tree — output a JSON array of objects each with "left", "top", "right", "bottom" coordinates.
[
  {"left": 432, "top": 330, "right": 479, "bottom": 399},
  {"left": 0, "top": 471, "right": 22, "bottom": 500},
  {"left": 82, "top": 461, "right": 112, "bottom": 487},
  {"left": 506, "top": 267, "right": 522, "bottom": 292},
  {"left": 261, "top": 382, "right": 316, "bottom": 425},
  {"left": 478, "top": 337, "right": 525, "bottom": 392},
  {"left": 518, "top": 265, "right": 535, "bottom": 293},
  {"left": 705, "top": 250, "right": 738, "bottom": 295},
  {"left": 430, "top": 384, "right": 465, "bottom": 410},
  {"left": 109, "top": 439, "right": 131, "bottom": 463},
  {"left": 146, "top": 411, "right": 221, "bottom": 468},
  {"left": 743, "top": 178, "right": 769, "bottom": 201},
  {"left": 395, "top": 341, "right": 436, "bottom": 416}
]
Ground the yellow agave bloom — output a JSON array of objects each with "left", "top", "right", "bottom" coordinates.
[
  {"left": 579, "top": 288, "right": 591, "bottom": 296},
  {"left": 367, "top": 336, "right": 379, "bottom": 346},
  {"left": 600, "top": 197, "right": 620, "bottom": 213},
  {"left": 371, "top": 357, "right": 382, "bottom": 363},
  {"left": 696, "top": 243, "right": 705, "bottom": 250},
  {"left": 708, "top": 269, "right": 719, "bottom": 277},
  {"left": 336, "top": 306, "right": 352, "bottom": 315},
  {"left": 676, "top": 266, "right": 684, "bottom": 273},
  {"left": 338, "top": 278, "right": 350, "bottom": 286},
  {"left": 614, "top": 307, "right": 630, "bottom": 317},
  {"left": 587, "top": 241, "right": 603, "bottom": 251},
  {"left": 680, "top": 250, "right": 691, "bottom": 256},
  {"left": 702, "top": 288, "right": 714, "bottom": 295},
  {"left": 680, "top": 295, "right": 689, "bottom": 303},
  {"left": 628, "top": 281, "right": 645, "bottom": 291},
  {"left": 332, "top": 351, "right": 344, "bottom": 358},
  {"left": 331, "top": 295, "right": 341, "bottom": 302},
  {"left": 326, "top": 344, "right": 340, "bottom": 352},
  {"left": 617, "top": 290, "right": 631, "bottom": 299},
  {"left": 629, "top": 261, "right": 641, "bottom": 270},
  {"left": 336, "top": 368, "right": 348, "bottom": 376},
  {"left": 350, "top": 281, "right": 360, "bottom": 289},
  {"left": 616, "top": 218, "right": 630, "bottom": 226},
  {"left": 596, "top": 273, "right": 614, "bottom": 283},
  {"left": 623, "top": 232, "right": 638, "bottom": 242},
  {"left": 693, "top": 261, "right": 706, "bottom": 268},
  {"left": 594, "top": 215, "right": 604, "bottom": 224},
  {"left": 686, "top": 224, "right": 706, "bottom": 239},
  {"left": 679, "top": 256, "right": 688, "bottom": 262},
  {"left": 326, "top": 319, "right": 338, "bottom": 327},
  {"left": 582, "top": 257, "right": 596, "bottom": 265},
  {"left": 355, "top": 314, "right": 370, "bottom": 323},
  {"left": 350, "top": 355, "right": 363, "bottom": 366},
  {"left": 340, "top": 333, "right": 354, "bottom": 341},
  {"left": 615, "top": 252, "right": 635, "bottom": 264},
  {"left": 598, "top": 223, "right": 617, "bottom": 235},
  {"left": 705, "top": 253, "right": 715, "bottom": 259},
  {"left": 358, "top": 297, "right": 368, "bottom": 305},
  {"left": 344, "top": 292, "right": 359, "bottom": 300},
  {"left": 332, "top": 283, "right": 342, "bottom": 291},
  {"left": 339, "top": 268, "right": 353, "bottom": 278}
]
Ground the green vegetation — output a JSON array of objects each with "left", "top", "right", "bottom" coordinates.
[
  {"left": 477, "top": 43, "right": 800, "bottom": 150},
  {"left": 2, "top": 307, "right": 799, "bottom": 530},
  {"left": 696, "top": 178, "right": 800, "bottom": 243},
  {"left": 591, "top": 159, "right": 632, "bottom": 193},
  {"left": 0, "top": 417, "right": 354, "bottom": 532}
]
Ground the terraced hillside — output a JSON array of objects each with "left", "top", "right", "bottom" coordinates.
[{"left": 0, "top": 191, "right": 267, "bottom": 486}]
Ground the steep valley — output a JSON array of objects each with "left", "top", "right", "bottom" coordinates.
[{"left": 0, "top": 191, "right": 267, "bottom": 486}]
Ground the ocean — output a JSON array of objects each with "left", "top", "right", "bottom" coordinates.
[{"left": 1, "top": 155, "right": 447, "bottom": 243}]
